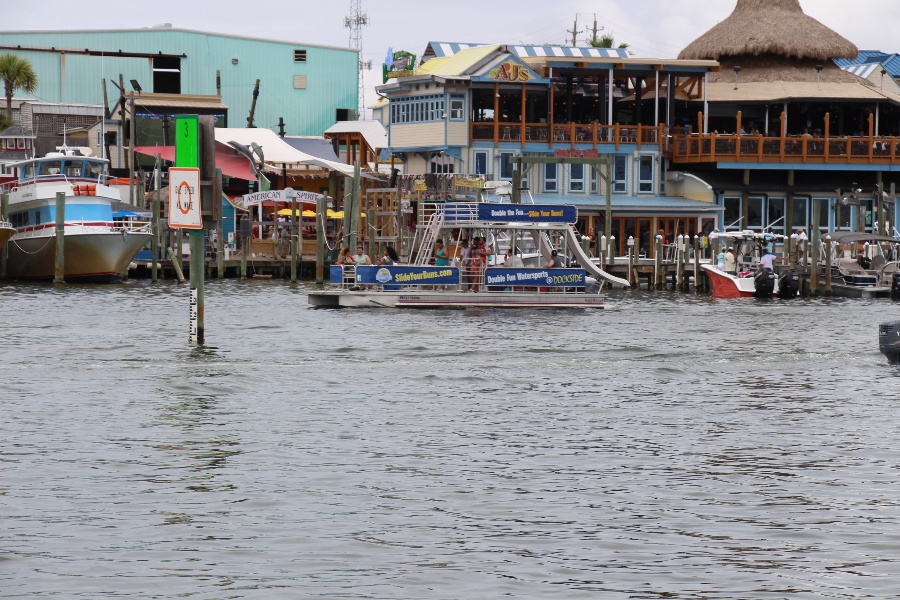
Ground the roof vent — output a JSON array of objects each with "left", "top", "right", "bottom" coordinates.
[{"left": 152, "top": 23, "right": 173, "bottom": 28}]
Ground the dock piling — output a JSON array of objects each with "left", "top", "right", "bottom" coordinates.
[{"left": 54, "top": 192, "right": 65, "bottom": 284}]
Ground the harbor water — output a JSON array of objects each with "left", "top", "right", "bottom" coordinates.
[{"left": 2, "top": 280, "right": 900, "bottom": 599}]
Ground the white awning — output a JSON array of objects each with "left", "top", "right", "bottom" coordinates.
[{"left": 213, "top": 128, "right": 355, "bottom": 176}]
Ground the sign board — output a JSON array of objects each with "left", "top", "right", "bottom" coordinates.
[
  {"left": 238, "top": 189, "right": 321, "bottom": 209},
  {"left": 341, "top": 265, "right": 459, "bottom": 286},
  {"left": 476, "top": 204, "right": 577, "bottom": 224},
  {"left": 484, "top": 268, "right": 586, "bottom": 288},
  {"left": 168, "top": 167, "right": 202, "bottom": 229},
  {"left": 174, "top": 115, "right": 199, "bottom": 168}
]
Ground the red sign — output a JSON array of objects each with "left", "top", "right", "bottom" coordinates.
[{"left": 554, "top": 149, "right": 599, "bottom": 159}]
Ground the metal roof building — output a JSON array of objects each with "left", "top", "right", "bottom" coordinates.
[{"left": 0, "top": 25, "right": 358, "bottom": 137}]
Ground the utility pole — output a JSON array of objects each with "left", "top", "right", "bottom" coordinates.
[
  {"left": 590, "top": 14, "right": 603, "bottom": 44},
  {"left": 568, "top": 15, "right": 580, "bottom": 46},
  {"left": 247, "top": 79, "right": 260, "bottom": 128}
]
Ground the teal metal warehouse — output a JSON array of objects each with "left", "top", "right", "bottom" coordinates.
[{"left": 0, "top": 25, "right": 358, "bottom": 136}]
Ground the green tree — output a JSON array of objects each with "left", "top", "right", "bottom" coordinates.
[
  {"left": 0, "top": 53, "right": 38, "bottom": 124},
  {"left": 590, "top": 34, "right": 628, "bottom": 49},
  {"left": 0, "top": 112, "right": 12, "bottom": 132}
]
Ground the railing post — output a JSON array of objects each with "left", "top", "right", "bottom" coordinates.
[{"left": 54, "top": 191, "right": 65, "bottom": 284}]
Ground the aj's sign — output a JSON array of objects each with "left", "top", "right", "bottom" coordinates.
[{"left": 489, "top": 61, "right": 533, "bottom": 83}]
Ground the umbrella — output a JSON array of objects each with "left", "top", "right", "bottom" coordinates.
[
  {"left": 327, "top": 209, "right": 344, "bottom": 219},
  {"left": 277, "top": 208, "right": 301, "bottom": 216},
  {"left": 302, "top": 210, "right": 316, "bottom": 217}
]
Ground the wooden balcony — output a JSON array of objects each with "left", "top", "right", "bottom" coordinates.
[
  {"left": 470, "top": 121, "right": 662, "bottom": 150},
  {"left": 668, "top": 133, "right": 900, "bottom": 165}
]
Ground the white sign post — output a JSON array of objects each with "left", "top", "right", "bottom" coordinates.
[{"left": 168, "top": 167, "right": 203, "bottom": 230}]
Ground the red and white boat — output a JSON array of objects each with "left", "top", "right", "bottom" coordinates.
[{"left": 702, "top": 231, "right": 799, "bottom": 299}]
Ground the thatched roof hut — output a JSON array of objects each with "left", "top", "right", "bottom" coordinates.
[{"left": 678, "top": 0, "right": 865, "bottom": 86}]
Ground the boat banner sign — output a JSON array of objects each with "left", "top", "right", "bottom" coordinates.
[
  {"left": 477, "top": 204, "right": 576, "bottom": 223},
  {"left": 239, "top": 190, "right": 320, "bottom": 209},
  {"left": 345, "top": 265, "right": 460, "bottom": 286},
  {"left": 484, "top": 268, "right": 586, "bottom": 288}
]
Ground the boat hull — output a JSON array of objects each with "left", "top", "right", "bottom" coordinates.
[
  {"left": 5, "top": 226, "right": 151, "bottom": 282},
  {"left": 309, "top": 289, "right": 605, "bottom": 309},
  {"left": 0, "top": 225, "right": 14, "bottom": 248},
  {"left": 702, "top": 264, "right": 777, "bottom": 298}
]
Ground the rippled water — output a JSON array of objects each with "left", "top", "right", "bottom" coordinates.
[{"left": 2, "top": 280, "right": 900, "bottom": 598}]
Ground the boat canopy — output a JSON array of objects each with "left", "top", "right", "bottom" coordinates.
[{"left": 825, "top": 232, "right": 899, "bottom": 245}]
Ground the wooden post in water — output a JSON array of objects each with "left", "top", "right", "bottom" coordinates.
[
  {"left": 672, "top": 234, "right": 684, "bottom": 290},
  {"left": 54, "top": 192, "right": 65, "bottom": 283},
  {"left": 167, "top": 248, "right": 186, "bottom": 282},
  {"left": 1, "top": 193, "right": 8, "bottom": 279},
  {"left": 608, "top": 235, "right": 616, "bottom": 271},
  {"left": 824, "top": 235, "right": 832, "bottom": 296},
  {"left": 599, "top": 235, "right": 606, "bottom": 269},
  {"left": 654, "top": 235, "right": 663, "bottom": 290},
  {"left": 240, "top": 229, "right": 248, "bottom": 280},
  {"left": 152, "top": 161, "right": 160, "bottom": 282},
  {"left": 215, "top": 169, "right": 224, "bottom": 279},
  {"left": 693, "top": 237, "right": 701, "bottom": 293},
  {"left": 877, "top": 180, "right": 885, "bottom": 235},
  {"left": 627, "top": 237, "right": 635, "bottom": 288},
  {"left": 316, "top": 193, "right": 326, "bottom": 284},
  {"left": 290, "top": 196, "right": 298, "bottom": 282},
  {"left": 810, "top": 200, "right": 820, "bottom": 295},
  {"left": 189, "top": 230, "right": 205, "bottom": 344}
]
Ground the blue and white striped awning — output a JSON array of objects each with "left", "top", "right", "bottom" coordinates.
[
  {"left": 425, "top": 42, "right": 629, "bottom": 61},
  {"left": 842, "top": 63, "right": 881, "bottom": 78}
]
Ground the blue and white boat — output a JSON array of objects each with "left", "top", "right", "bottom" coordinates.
[
  {"left": 308, "top": 201, "right": 629, "bottom": 308},
  {"left": 0, "top": 152, "right": 151, "bottom": 282}
]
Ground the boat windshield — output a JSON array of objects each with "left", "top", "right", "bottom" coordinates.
[
  {"left": 38, "top": 160, "right": 62, "bottom": 176},
  {"left": 85, "top": 161, "right": 104, "bottom": 179}
]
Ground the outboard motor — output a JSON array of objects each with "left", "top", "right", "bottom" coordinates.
[
  {"left": 777, "top": 269, "right": 799, "bottom": 299},
  {"left": 892, "top": 272, "right": 900, "bottom": 301},
  {"left": 753, "top": 268, "right": 776, "bottom": 298},
  {"left": 879, "top": 320, "right": 900, "bottom": 365}
]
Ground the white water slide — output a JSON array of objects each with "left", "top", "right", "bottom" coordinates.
[{"left": 530, "top": 227, "right": 630, "bottom": 288}]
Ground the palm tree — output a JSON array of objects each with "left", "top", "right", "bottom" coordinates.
[
  {"left": 0, "top": 53, "right": 38, "bottom": 124},
  {"left": 590, "top": 34, "right": 629, "bottom": 50}
]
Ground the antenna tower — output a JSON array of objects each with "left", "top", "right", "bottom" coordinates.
[{"left": 345, "top": 0, "right": 370, "bottom": 119}]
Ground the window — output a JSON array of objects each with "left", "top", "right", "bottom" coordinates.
[
  {"left": 590, "top": 165, "right": 599, "bottom": 194},
  {"left": 723, "top": 196, "right": 742, "bottom": 228},
  {"left": 767, "top": 197, "right": 785, "bottom": 234},
  {"left": 16, "top": 137, "right": 24, "bottom": 149},
  {"left": 293, "top": 75, "right": 307, "bottom": 89},
  {"left": 473, "top": 151, "right": 488, "bottom": 176},
  {"left": 294, "top": 49, "right": 307, "bottom": 62},
  {"left": 499, "top": 152, "right": 515, "bottom": 180},
  {"left": 792, "top": 197, "right": 808, "bottom": 229},
  {"left": 568, "top": 163, "right": 584, "bottom": 192},
  {"left": 748, "top": 197, "right": 764, "bottom": 229},
  {"left": 389, "top": 95, "right": 446, "bottom": 124},
  {"left": 449, "top": 96, "right": 465, "bottom": 120},
  {"left": 544, "top": 163, "right": 557, "bottom": 192},
  {"left": 152, "top": 56, "right": 181, "bottom": 94},
  {"left": 613, "top": 155, "right": 626, "bottom": 193},
  {"left": 638, "top": 155, "right": 653, "bottom": 193}
]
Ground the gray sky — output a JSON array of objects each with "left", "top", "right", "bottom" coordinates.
[{"left": 3, "top": 0, "right": 898, "bottom": 119}]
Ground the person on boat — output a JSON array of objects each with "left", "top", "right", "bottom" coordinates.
[
  {"left": 546, "top": 249, "right": 565, "bottom": 268},
  {"left": 469, "top": 239, "right": 485, "bottom": 291},
  {"left": 857, "top": 250, "right": 872, "bottom": 270},
  {"left": 725, "top": 246, "right": 737, "bottom": 275},
  {"left": 717, "top": 247, "right": 727, "bottom": 271},
  {"left": 336, "top": 247, "right": 355, "bottom": 265},
  {"left": 377, "top": 246, "right": 400, "bottom": 266},
  {"left": 504, "top": 249, "right": 525, "bottom": 268},
  {"left": 433, "top": 239, "right": 450, "bottom": 267},
  {"left": 759, "top": 248, "right": 775, "bottom": 271},
  {"left": 353, "top": 246, "right": 372, "bottom": 266},
  {"left": 458, "top": 239, "right": 471, "bottom": 290}
]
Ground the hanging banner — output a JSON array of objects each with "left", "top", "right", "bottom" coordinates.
[
  {"left": 238, "top": 189, "right": 320, "bottom": 209},
  {"left": 477, "top": 204, "right": 577, "bottom": 223},
  {"left": 484, "top": 268, "right": 586, "bottom": 288}
]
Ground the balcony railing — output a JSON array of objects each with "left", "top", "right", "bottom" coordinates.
[
  {"left": 668, "top": 133, "right": 900, "bottom": 165},
  {"left": 470, "top": 121, "right": 661, "bottom": 149}
]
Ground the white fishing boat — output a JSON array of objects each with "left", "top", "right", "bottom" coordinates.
[
  {"left": 308, "top": 201, "right": 629, "bottom": 309},
  {"left": 0, "top": 151, "right": 151, "bottom": 282}
]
